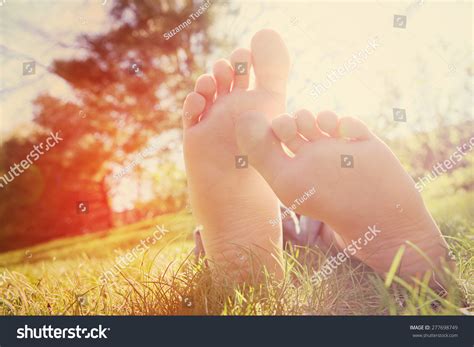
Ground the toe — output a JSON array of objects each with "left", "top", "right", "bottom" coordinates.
[
  {"left": 194, "top": 74, "right": 216, "bottom": 107},
  {"left": 251, "top": 29, "right": 290, "bottom": 95},
  {"left": 337, "top": 116, "right": 373, "bottom": 140},
  {"left": 235, "top": 110, "right": 289, "bottom": 186},
  {"left": 230, "top": 48, "right": 252, "bottom": 90},
  {"left": 316, "top": 110, "right": 338, "bottom": 136},
  {"left": 272, "top": 114, "right": 306, "bottom": 153},
  {"left": 213, "top": 59, "right": 233, "bottom": 96},
  {"left": 294, "top": 109, "right": 323, "bottom": 141},
  {"left": 183, "top": 92, "right": 206, "bottom": 129}
]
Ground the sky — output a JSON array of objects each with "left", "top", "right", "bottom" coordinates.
[
  {"left": 0, "top": 0, "right": 472, "bottom": 140},
  {"left": 0, "top": 0, "right": 472, "bottom": 210},
  {"left": 208, "top": 0, "right": 472, "bottom": 136},
  {"left": 0, "top": 0, "right": 111, "bottom": 141}
]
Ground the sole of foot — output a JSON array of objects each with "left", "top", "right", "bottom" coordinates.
[
  {"left": 182, "top": 29, "right": 291, "bottom": 281},
  {"left": 235, "top": 108, "right": 451, "bottom": 285}
]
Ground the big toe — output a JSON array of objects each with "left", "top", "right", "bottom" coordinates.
[
  {"left": 337, "top": 116, "right": 374, "bottom": 140},
  {"left": 235, "top": 110, "right": 289, "bottom": 186},
  {"left": 251, "top": 29, "right": 290, "bottom": 95}
]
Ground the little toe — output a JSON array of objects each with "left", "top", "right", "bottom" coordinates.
[{"left": 337, "top": 116, "right": 373, "bottom": 140}]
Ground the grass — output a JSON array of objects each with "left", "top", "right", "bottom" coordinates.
[{"left": 0, "top": 186, "right": 472, "bottom": 315}]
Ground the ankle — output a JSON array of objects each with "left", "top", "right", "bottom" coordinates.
[{"left": 200, "top": 216, "right": 284, "bottom": 282}]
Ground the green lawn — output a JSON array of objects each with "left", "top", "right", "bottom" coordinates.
[{"left": 0, "top": 189, "right": 472, "bottom": 315}]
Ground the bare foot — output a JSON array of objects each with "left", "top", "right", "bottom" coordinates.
[
  {"left": 182, "top": 29, "right": 290, "bottom": 280},
  {"left": 234, "top": 109, "right": 450, "bottom": 282}
]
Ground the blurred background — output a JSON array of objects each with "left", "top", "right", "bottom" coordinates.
[{"left": 0, "top": 0, "right": 472, "bottom": 252}]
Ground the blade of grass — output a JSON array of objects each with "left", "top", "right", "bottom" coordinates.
[{"left": 385, "top": 245, "right": 406, "bottom": 288}]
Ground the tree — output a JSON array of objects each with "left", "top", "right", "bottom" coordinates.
[{"left": 0, "top": 0, "right": 215, "bottom": 251}]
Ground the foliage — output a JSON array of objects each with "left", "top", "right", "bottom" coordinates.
[{"left": 0, "top": 0, "right": 214, "bottom": 250}]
